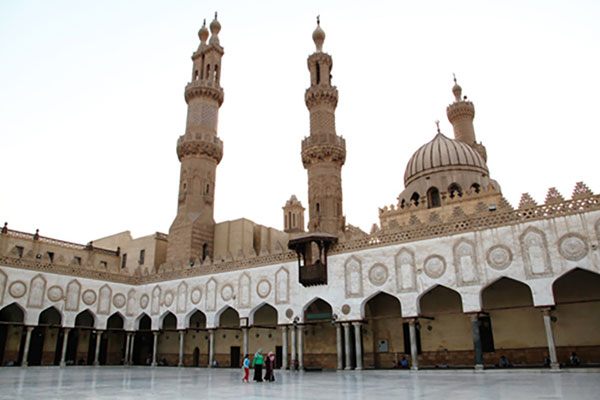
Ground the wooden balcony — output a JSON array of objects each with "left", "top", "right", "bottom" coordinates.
[{"left": 288, "top": 232, "right": 337, "bottom": 287}]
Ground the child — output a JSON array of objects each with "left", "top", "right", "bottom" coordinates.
[{"left": 242, "top": 354, "right": 250, "bottom": 382}]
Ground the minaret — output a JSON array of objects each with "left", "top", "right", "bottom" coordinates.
[
  {"left": 282, "top": 195, "right": 305, "bottom": 234},
  {"left": 446, "top": 76, "right": 487, "bottom": 161},
  {"left": 302, "top": 18, "right": 346, "bottom": 235},
  {"left": 167, "top": 14, "right": 224, "bottom": 265}
]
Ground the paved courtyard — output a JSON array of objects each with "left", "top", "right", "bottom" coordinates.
[{"left": 0, "top": 367, "right": 599, "bottom": 399}]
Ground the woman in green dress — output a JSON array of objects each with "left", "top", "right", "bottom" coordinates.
[{"left": 252, "top": 349, "right": 264, "bottom": 382}]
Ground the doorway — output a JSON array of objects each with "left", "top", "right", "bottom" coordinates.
[{"left": 230, "top": 346, "right": 240, "bottom": 367}]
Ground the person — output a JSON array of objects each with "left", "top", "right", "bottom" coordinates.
[
  {"left": 252, "top": 349, "right": 264, "bottom": 382},
  {"left": 544, "top": 356, "right": 552, "bottom": 367},
  {"left": 242, "top": 354, "right": 250, "bottom": 383},
  {"left": 397, "top": 356, "right": 408, "bottom": 369},
  {"left": 569, "top": 352, "right": 581, "bottom": 366},
  {"left": 264, "top": 351, "right": 275, "bottom": 382},
  {"left": 212, "top": 359, "right": 218, "bottom": 367},
  {"left": 499, "top": 355, "right": 510, "bottom": 368}
]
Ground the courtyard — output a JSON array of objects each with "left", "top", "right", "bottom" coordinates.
[{"left": 0, "top": 367, "right": 598, "bottom": 399}]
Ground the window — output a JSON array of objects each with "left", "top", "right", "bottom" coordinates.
[
  {"left": 201, "top": 54, "right": 205, "bottom": 79},
  {"left": 427, "top": 187, "right": 441, "bottom": 208},
  {"left": 205, "top": 184, "right": 210, "bottom": 194},
  {"left": 402, "top": 322, "right": 422, "bottom": 355},
  {"left": 316, "top": 63, "right": 320, "bottom": 84},
  {"left": 410, "top": 192, "right": 420, "bottom": 207},
  {"left": 471, "top": 183, "right": 481, "bottom": 193},
  {"left": 16, "top": 246, "right": 24, "bottom": 259},
  {"left": 202, "top": 244, "right": 208, "bottom": 261},
  {"left": 448, "top": 183, "right": 463, "bottom": 198},
  {"left": 74, "top": 256, "right": 82, "bottom": 266},
  {"left": 121, "top": 253, "right": 127, "bottom": 269},
  {"left": 194, "top": 70, "right": 199, "bottom": 80},
  {"left": 214, "top": 64, "right": 219, "bottom": 82},
  {"left": 316, "top": 203, "right": 320, "bottom": 216},
  {"left": 139, "top": 249, "right": 145, "bottom": 265},
  {"left": 100, "top": 261, "right": 107, "bottom": 269},
  {"left": 292, "top": 213, "right": 296, "bottom": 228},
  {"left": 47, "top": 252, "right": 54, "bottom": 263}
]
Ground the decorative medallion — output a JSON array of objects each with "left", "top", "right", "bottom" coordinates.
[
  {"left": 341, "top": 304, "right": 351, "bottom": 315},
  {"left": 140, "top": 294, "right": 149, "bottom": 309},
  {"left": 221, "top": 284, "right": 234, "bottom": 301},
  {"left": 285, "top": 308, "right": 294, "bottom": 319},
  {"left": 558, "top": 233, "right": 588, "bottom": 261},
  {"left": 190, "top": 287, "right": 202, "bottom": 305},
  {"left": 257, "top": 279, "right": 271, "bottom": 298},
  {"left": 82, "top": 289, "right": 97, "bottom": 305},
  {"left": 113, "top": 293, "right": 126, "bottom": 308},
  {"left": 423, "top": 255, "right": 446, "bottom": 279},
  {"left": 47, "top": 285, "right": 64, "bottom": 302},
  {"left": 164, "top": 290, "right": 174, "bottom": 307},
  {"left": 486, "top": 245, "right": 513, "bottom": 271},
  {"left": 9, "top": 281, "right": 26, "bottom": 298},
  {"left": 368, "top": 263, "right": 389, "bottom": 286}
]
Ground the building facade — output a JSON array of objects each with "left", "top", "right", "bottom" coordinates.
[{"left": 1, "top": 16, "right": 599, "bottom": 370}]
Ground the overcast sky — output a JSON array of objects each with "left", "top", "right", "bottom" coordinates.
[{"left": 1, "top": 0, "right": 599, "bottom": 244}]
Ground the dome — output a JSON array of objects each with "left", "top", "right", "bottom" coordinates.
[
  {"left": 198, "top": 19, "right": 209, "bottom": 43},
  {"left": 404, "top": 132, "right": 488, "bottom": 186},
  {"left": 312, "top": 23, "right": 325, "bottom": 52}
]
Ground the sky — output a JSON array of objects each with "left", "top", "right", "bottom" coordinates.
[{"left": 1, "top": 0, "right": 599, "bottom": 244}]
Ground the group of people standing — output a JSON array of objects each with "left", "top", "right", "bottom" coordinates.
[{"left": 242, "top": 349, "right": 276, "bottom": 383}]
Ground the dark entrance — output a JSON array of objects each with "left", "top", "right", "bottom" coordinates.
[
  {"left": 230, "top": 346, "right": 240, "bottom": 367},
  {"left": 53, "top": 329, "right": 65, "bottom": 365},
  {"left": 275, "top": 345, "right": 282, "bottom": 368},
  {"left": 133, "top": 314, "right": 153, "bottom": 365},
  {"left": 193, "top": 347, "right": 200, "bottom": 367},
  {"left": 27, "top": 327, "right": 45, "bottom": 365}
]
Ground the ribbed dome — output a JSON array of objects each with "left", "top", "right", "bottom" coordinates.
[{"left": 404, "top": 132, "right": 488, "bottom": 186}]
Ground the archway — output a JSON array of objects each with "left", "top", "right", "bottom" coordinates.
[
  {"left": 418, "top": 285, "right": 471, "bottom": 367},
  {"left": 133, "top": 314, "right": 153, "bottom": 365},
  {"left": 185, "top": 310, "right": 207, "bottom": 367},
  {"left": 157, "top": 312, "right": 177, "bottom": 366},
  {"left": 481, "top": 277, "right": 545, "bottom": 366},
  {"left": 363, "top": 292, "right": 402, "bottom": 368},
  {"left": 250, "top": 304, "right": 279, "bottom": 367},
  {"left": 28, "top": 307, "right": 62, "bottom": 366},
  {"left": 216, "top": 307, "right": 241, "bottom": 367},
  {"left": 552, "top": 268, "right": 600, "bottom": 365},
  {"left": 303, "top": 298, "right": 335, "bottom": 369},
  {"left": 103, "top": 313, "right": 125, "bottom": 365},
  {"left": 0, "top": 303, "right": 25, "bottom": 366},
  {"left": 67, "top": 310, "right": 95, "bottom": 365}
]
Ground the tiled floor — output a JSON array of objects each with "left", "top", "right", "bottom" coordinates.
[{"left": 0, "top": 366, "right": 598, "bottom": 399}]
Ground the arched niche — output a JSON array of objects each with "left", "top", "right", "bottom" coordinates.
[
  {"left": 75, "top": 309, "right": 95, "bottom": 328},
  {"left": 0, "top": 303, "right": 25, "bottom": 323},
  {"left": 161, "top": 311, "right": 177, "bottom": 330},
  {"left": 107, "top": 312, "right": 124, "bottom": 330},
  {"left": 217, "top": 307, "right": 240, "bottom": 328},
  {"left": 250, "top": 303, "right": 278, "bottom": 326},
  {"left": 187, "top": 310, "right": 206, "bottom": 330},
  {"left": 38, "top": 306, "right": 62, "bottom": 326}
]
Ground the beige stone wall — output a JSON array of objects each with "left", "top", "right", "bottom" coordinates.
[
  {"left": 214, "top": 219, "right": 288, "bottom": 262},
  {"left": 94, "top": 231, "right": 167, "bottom": 275}
]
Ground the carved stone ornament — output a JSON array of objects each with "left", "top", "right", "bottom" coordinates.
[
  {"left": 486, "top": 245, "right": 513, "bottom": 271},
  {"left": 285, "top": 308, "right": 294, "bottom": 319},
  {"left": 341, "top": 304, "right": 351, "bottom": 315},
  {"left": 368, "top": 263, "right": 389, "bottom": 286},
  {"left": 164, "top": 291, "right": 175, "bottom": 307},
  {"left": 190, "top": 287, "right": 202, "bottom": 305},
  {"left": 9, "top": 281, "right": 26, "bottom": 298},
  {"left": 113, "top": 293, "right": 126, "bottom": 308},
  {"left": 423, "top": 255, "right": 447, "bottom": 279},
  {"left": 140, "top": 294, "right": 149, "bottom": 309},
  {"left": 558, "top": 233, "right": 589, "bottom": 261},
  {"left": 221, "top": 284, "right": 234, "bottom": 301},
  {"left": 257, "top": 279, "right": 272, "bottom": 299},
  {"left": 82, "top": 289, "right": 97, "bottom": 306},
  {"left": 47, "top": 285, "right": 64, "bottom": 302}
]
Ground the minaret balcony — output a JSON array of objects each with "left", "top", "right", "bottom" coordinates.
[
  {"left": 185, "top": 80, "right": 224, "bottom": 105},
  {"left": 177, "top": 134, "right": 223, "bottom": 163}
]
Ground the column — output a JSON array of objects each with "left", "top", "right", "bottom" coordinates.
[
  {"left": 151, "top": 331, "right": 158, "bottom": 367},
  {"left": 297, "top": 325, "right": 304, "bottom": 370},
  {"left": 242, "top": 327, "right": 249, "bottom": 358},
  {"left": 336, "top": 323, "right": 343, "bottom": 370},
  {"left": 60, "top": 328, "right": 71, "bottom": 367},
  {"left": 343, "top": 323, "right": 352, "bottom": 370},
  {"left": 408, "top": 319, "right": 419, "bottom": 370},
  {"left": 281, "top": 326, "right": 288, "bottom": 370},
  {"left": 93, "top": 331, "right": 103, "bottom": 366},
  {"left": 352, "top": 322, "right": 363, "bottom": 370},
  {"left": 129, "top": 333, "right": 136, "bottom": 365},
  {"left": 208, "top": 330, "right": 215, "bottom": 368},
  {"left": 469, "top": 314, "right": 484, "bottom": 369},
  {"left": 290, "top": 325, "right": 297, "bottom": 369},
  {"left": 21, "top": 326, "right": 33, "bottom": 367},
  {"left": 178, "top": 330, "right": 185, "bottom": 367},
  {"left": 541, "top": 308, "right": 560, "bottom": 369},
  {"left": 124, "top": 332, "right": 131, "bottom": 366}
]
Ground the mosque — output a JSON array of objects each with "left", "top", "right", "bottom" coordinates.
[{"left": 0, "top": 15, "right": 598, "bottom": 370}]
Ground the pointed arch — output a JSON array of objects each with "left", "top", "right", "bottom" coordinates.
[
  {"left": 302, "top": 297, "right": 333, "bottom": 322},
  {"left": 249, "top": 302, "right": 278, "bottom": 326},
  {"left": 552, "top": 267, "right": 600, "bottom": 304},
  {"left": 361, "top": 290, "right": 402, "bottom": 319},
  {"left": 417, "top": 284, "right": 463, "bottom": 315},
  {"left": 160, "top": 310, "right": 177, "bottom": 330},
  {"left": 216, "top": 306, "right": 239, "bottom": 328},
  {"left": 135, "top": 313, "right": 152, "bottom": 330},
  {"left": 480, "top": 276, "right": 534, "bottom": 310},
  {"left": 74, "top": 309, "right": 96, "bottom": 328},
  {"left": 38, "top": 306, "right": 62, "bottom": 326},
  {"left": 106, "top": 312, "right": 125, "bottom": 329},
  {"left": 185, "top": 309, "right": 206, "bottom": 329},
  {"left": 0, "top": 302, "right": 25, "bottom": 322}
]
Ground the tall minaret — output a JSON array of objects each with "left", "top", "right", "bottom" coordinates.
[
  {"left": 167, "top": 14, "right": 224, "bottom": 265},
  {"left": 302, "top": 18, "right": 346, "bottom": 235},
  {"left": 446, "top": 76, "right": 487, "bottom": 161}
]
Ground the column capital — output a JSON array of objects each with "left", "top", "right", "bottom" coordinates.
[
  {"left": 408, "top": 317, "right": 418, "bottom": 326},
  {"left": 540, "top": 306, "right": 554, "bottom": 316},
  {"left": 351, "top": 321, "right": 363, "bottom": 327},
  {"left": 152, "top": 330, "right": 159, "bottom": 336}
]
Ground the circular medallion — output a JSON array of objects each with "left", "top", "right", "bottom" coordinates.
[
  {"left": 113, "top": 293, "right": 126, "bottom": 308},
  {"left": 221, "top": 284, "right": 234, "bottom": 301},
  {"left": 9, "top": 281, "right": 26, "bottom": 298},
  {"left": 82, "top": 289, "right": 97, "bottom": 305},
  {"left": 285, "top": 308, "right": 294, "bottom": 319},
  {"left": 368, "top": 263, "right": 389, "bottom": 286},
  {"left": 47, "top": 285, "right": 64, "bottom": 302},
  {"left": 341, "top": 304, "right": 351, "bottom": 315},
  {"left": 423, "top": 255, "right": 446, "bottom": 279},
  {"left": 486, "top": 245, "right": 513, "bottom": 271},
  {"left": 558, "top": 233, "right": 588, "bottom": 261},
  {"left": 190, "top": 287, "right": 202, "bottom": 305},
  {"left": 257, "top": 279, "right": 271, "bottom": 298},
  {"left": 140, "top": 294, "right": 149, "bottom": 309},
  {"left": 164, "top": 291, "right": 174, "bottom": 307}
]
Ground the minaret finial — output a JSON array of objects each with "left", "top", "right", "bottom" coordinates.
[
  {"left": 312, "top": 17, "right": 325, "bottom": 52},
  {"left": 435, "top": 120, "right": 441, "bottom": 134},
  {"left": 317, "top": 15, "right": 320, "bottom": 25},
  {"left": 453, "top": 73, "right": 457, "bottom": 84},
  {"left": 452, "top": 74, "right": 462, "bottom": 102}
]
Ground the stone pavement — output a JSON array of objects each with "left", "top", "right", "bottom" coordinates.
[{"left": 0, "top": 367, "right": 598, "bottom": 399}]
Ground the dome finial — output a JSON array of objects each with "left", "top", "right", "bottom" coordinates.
[
  {"left": 312, "top": 16, "right": 325, "bottom": 52},
  {"left": 435, "top": 120, "right": 441, "bottom": 134},
  {"left": 452, "top": 73, "right": 463, "bottom": 102}
]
